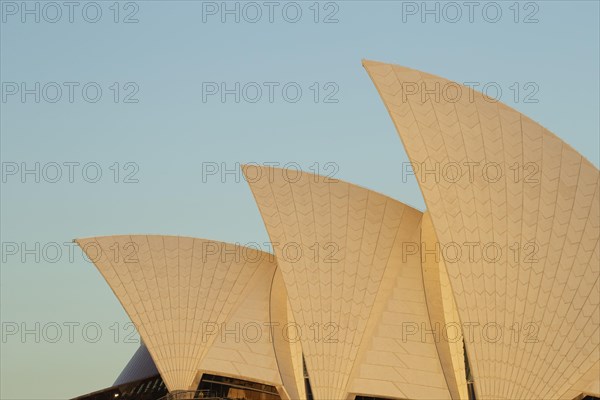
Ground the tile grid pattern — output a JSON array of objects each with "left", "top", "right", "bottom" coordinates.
[
  {"left": 244, "top": 166, "right": 455, "bottom": 399},
  {"left": 198, "top": 258, "right": 284, "bottom": 388},
  {"left": 364, "top": 60, "right": 600, "bottom": 400},
  {"left": 270, "top": 268, "right": 308, "bottom": 400},
  {"left": 77, "top": 236, "right": 278, "bottom": 392},
  {"left": 421, "top": 212, "right": 470, "bottom": 400},
  {"left": 346, "top": 209, "right": 455, "bottom": 399}
]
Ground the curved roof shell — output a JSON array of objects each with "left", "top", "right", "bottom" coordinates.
[
  {"left": 243, "top": 165, "right": 465, "bottom": 399},
  {"left": 363, "top": 59, "right": 600, "bottom": 399},
  {"left": 76, "top": 236, "right": 289, "bottom": 393}
]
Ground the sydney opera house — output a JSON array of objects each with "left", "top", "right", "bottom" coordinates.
[{"left": 73, "top": 61, "right": 600, "bottom": 400}]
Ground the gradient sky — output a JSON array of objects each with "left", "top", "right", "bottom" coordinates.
[{"left": 1, "top": 1, "right": 599, "bottom": 398}]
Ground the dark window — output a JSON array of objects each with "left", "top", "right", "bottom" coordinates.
[
  {"left": 464, "top": 342, "right": 476, "bottom": 400},
  {"left": 197, "top": 373, "right": 280, "bottom": 400},
  {"left": 73, "top": 374, "right": 167, "bottom": 400},
  {"left": 303, "top": 356, "right": 314, "bottom": 400}
]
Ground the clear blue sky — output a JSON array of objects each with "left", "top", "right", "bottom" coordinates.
[{"left": 1, "top": 1, "right": 598, "bottom": 398}]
